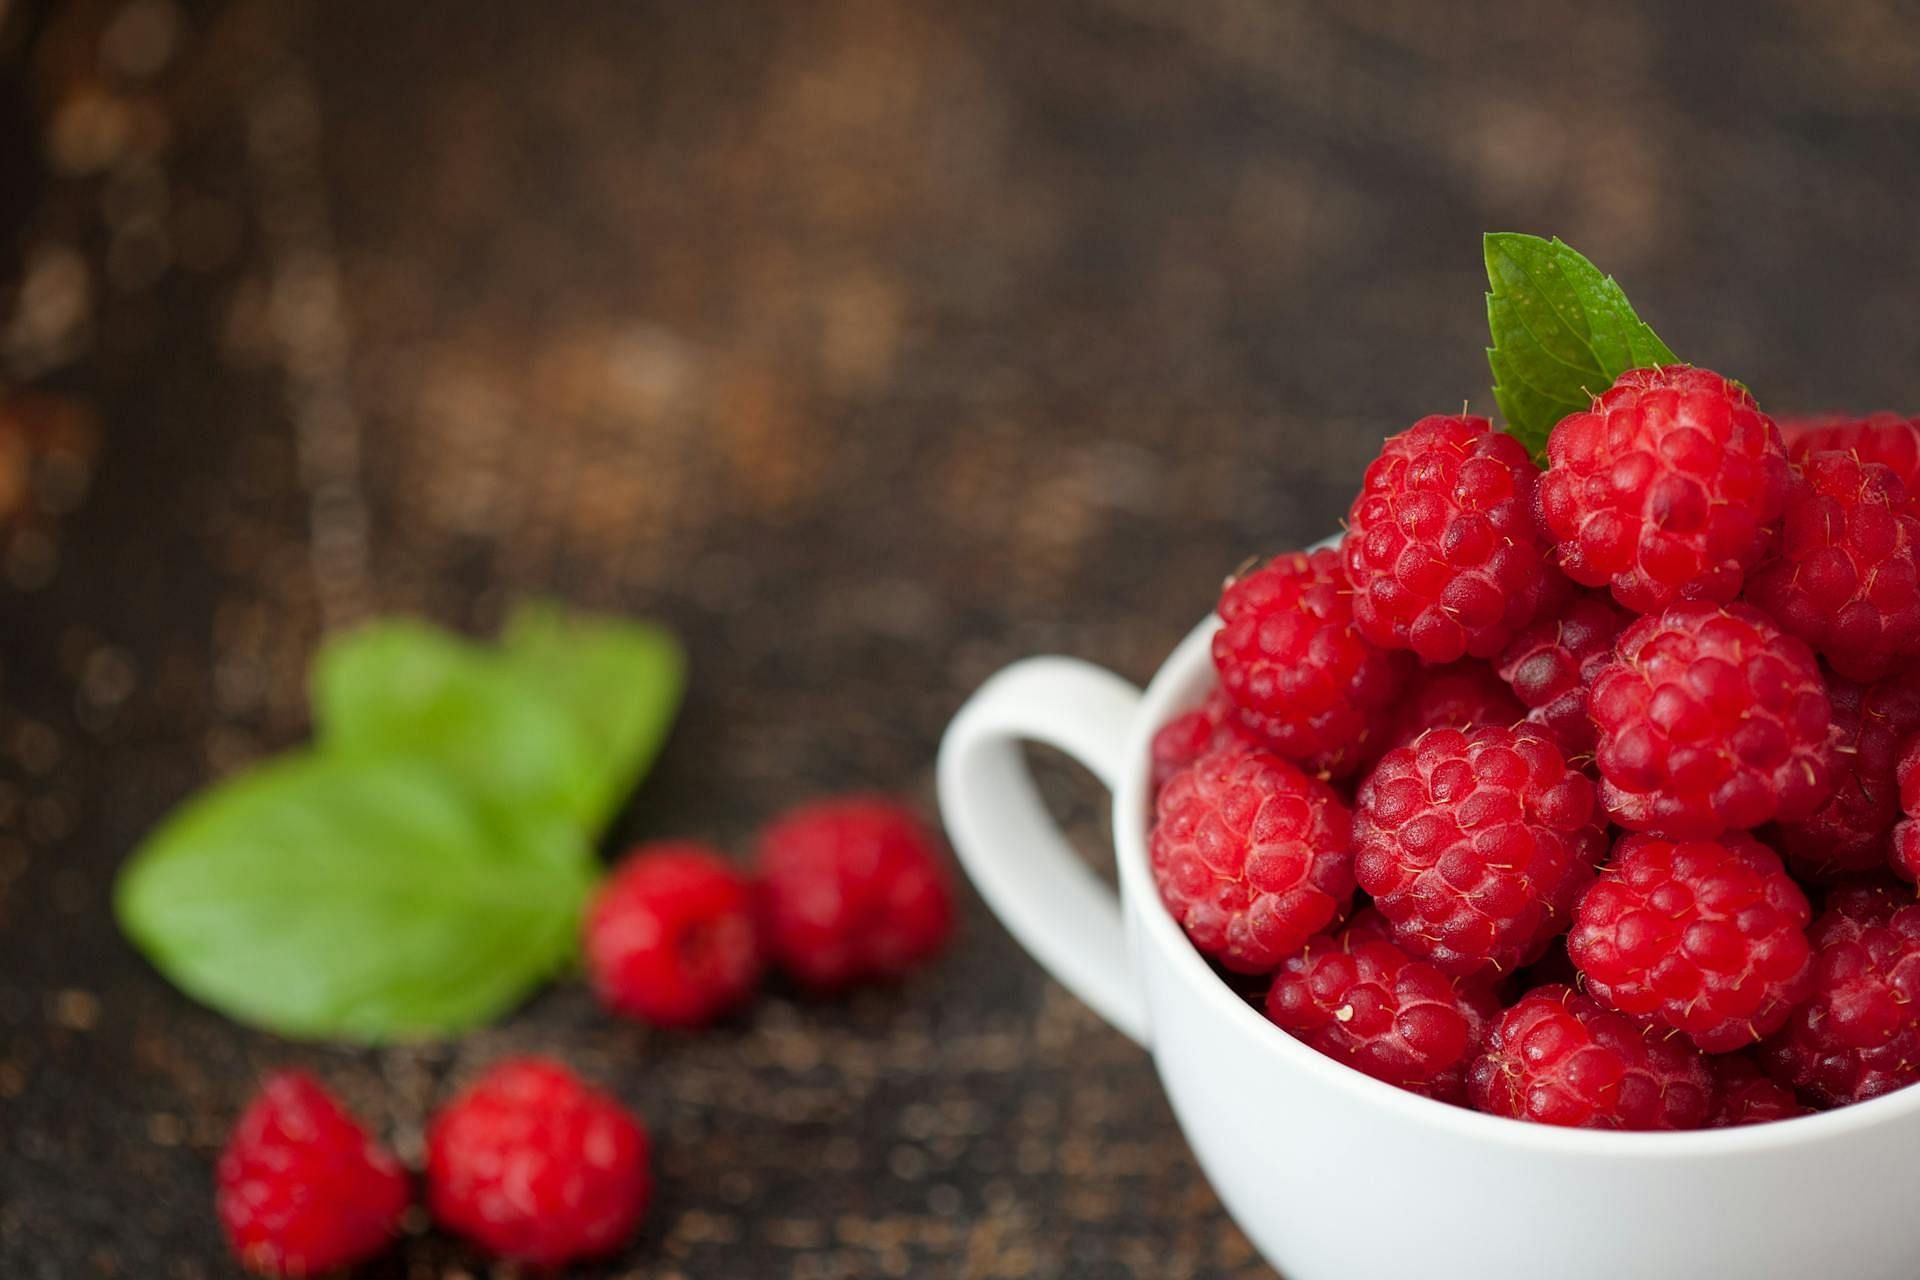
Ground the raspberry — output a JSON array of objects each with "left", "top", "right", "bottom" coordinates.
[
  {"left": 1151, "top": 748, "right": 1355, "bottom": 973},
  {"left": 1342, "top": 414, "right": 1556, "bottom": 662},
  {"left": 1468, "top": 985, "right": 1714, "bottom": 1130},
  {"left": 756, "top": 798, "right": 955, "bottom": 990},
  {"left": 1710, "top": 1053, "right": 1808, "bottom": 1126},
  {"left": 1342, "top": 903, "right": 1397, "bottom": 945},
  {"left": 1513, "top": 934, "right": 1581, "bottom": 991},
  {"left": 1377, "top": 661, "right": 1525, "bottom": 755},
  {"left": 1745, "top": 450, "right": 1920, "bottom": 681},
  {"left": 1353, "top": 725, "right": 1602, "bottom": 977},
  {"left": 1894, "top": 735, "right": 1920, "bottom": 883},
  {"left": 427, "top": 1058, "right": 651, "bottom": 1266},
  {"left": 1495, "top": 591, "right": 1632, "bottom": 757},
  {"left": 1760, "top": 882, "right": 1920, "bottom": 1105},
  {"left": 1264, "top": 926, "right": 1498, "bottom": 1102},
  {"left": 1784, "top": 412, "right": 1920, "bottom": 493},
  {"left": 1589, "top": 602, "right": 1835, "bottom": 838},
  {"left": 583, "top": 842, "right": 764, "bottom": 1028},
  {"left": 215, "top": 1072, "right": 409, "bottom": 1277},
  {"left": 1537, "top": 365, "right": 1790, "bottom": 612},
  {"left": 1150, "top": 688, "right": 1266, "bottom": 792},
  {"left": 1568, "top": 833, "right": 1814, "bottom": 1052},
  {"left": 1772, "top": 671, "right": 1920, "bottom": 880},
  {"left": 1212, "top": 549, "right": 1410, "bottom": 777}
]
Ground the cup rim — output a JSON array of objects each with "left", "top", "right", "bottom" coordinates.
[{"left": 1114, "top": 610, "right": 1920, "bottom": 1157}]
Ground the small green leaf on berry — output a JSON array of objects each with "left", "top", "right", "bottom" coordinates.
[{"left": 1484, "top": 233, "right": 1678, "bottom": 459}]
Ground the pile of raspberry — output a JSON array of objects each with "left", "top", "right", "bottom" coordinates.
[
  {"left": 216, "top": 798, "right": 955, "bottom": 1275},
  {"left": 1153, "top": 373, "right": 1920, "bottom": 1130}
]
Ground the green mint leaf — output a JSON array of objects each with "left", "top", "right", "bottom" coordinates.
[
  {"left": 1484, "top": 233, "right": 1679, "bottom": 458},
  {"left": 113, "top": 753, "right": 592, "bottom": 1042},
  {"left": 311, "top": 620, "right": 603, "bottom": 840},
  {"left": 500, "top": 602, "right": 685, "bottom": 834}
]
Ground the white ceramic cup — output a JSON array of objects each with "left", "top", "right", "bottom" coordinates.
[{"left": 939, "top": 612, "right": 1920, "bottom": 1280}]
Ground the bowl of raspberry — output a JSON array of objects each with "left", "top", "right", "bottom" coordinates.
[{"left": 940, "top": 375, "right": 1920, "bottom": 1280}]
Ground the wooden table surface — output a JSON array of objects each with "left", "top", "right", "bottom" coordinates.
[{"left": 2, "top": 2, "right": 1917, "bottom": 1275}]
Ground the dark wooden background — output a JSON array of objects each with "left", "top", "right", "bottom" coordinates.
[{"left": 2, "top": 2, "right": 1916, "bottom": 1275}]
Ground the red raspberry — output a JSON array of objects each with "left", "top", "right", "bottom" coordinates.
[
  {"left": 1468, "top": 985, "right": 1714, "bottom": 1130},
  {"left": 1710, "top": 1053, "right": 1809, "bottom": 1126},
  {"left": 1537, "top": 365, "right": 1790, "bottom": 612},
  {"left": 427, "top": 1058, "right": 650, "bottom": 1266},
  {"left": 1264, "top": 926, "right": 1499, "bottom": 1102},
  {"left": 1772, "top": 671, "right": 1920, "bottom": 880},
  {"left": 1342, "top": 414, "right": 1555, "bottom": 662},
  {"left": 583, "top": 842, "right": 764, "bottom": 1028},
  {"left": 1212, "top": 549, "right": 1410, "bottom": 777},
  {"left": 1342, "top": 903, "right": 1397, "bottom": 945},
  {"left": 1568, "top": 833, "right": 1814, "bottom": 1052},
  {"left": 1513, "top": 934, "right": 1581, "bottom": 991},
  {"left": 1151, "top": 748, "right": 1355, "bottom": 973},
  {"left": 1745, "top": 451, "right": 1920, "bottom": 681},
  {"left": 1353, "top": 726, "right": 1602, "bottom": 977},
  {"left": 1377, "top": 661, "right": 1525, "bottom": 755},
  {"left": 1784, "top": 412, "right": 1920, "bottom": 493},
  {"left": 1495, "top": 591, "right": 1632, "bottom": 757},
  {"left": 1150, "top": 688, "right": 1266, "bottom": 792},
  {"left": 1589, "top": 602, "right": 1835, "bottom": 837},
  {"left": 756, "top": 798, "right": 955, "bottom": 990},
  {"left": 215, "top": 1072, "right": 409, "bottom": 1277},
  {"left": 1894, "top": 735, "right": 1920, "bottom": 883},
  {"left": 1760, "top": 882, "right": 1920, "bottom": 1105}
]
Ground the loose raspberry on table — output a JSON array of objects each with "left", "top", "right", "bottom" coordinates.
[
  {"left": 1265, "top": 925, "right": 1498, "bottom": 1102},
  {"left": 1568, "top": 832, "right": 1813, "bottom": 1052},
  {"left": 1760, "top": 882, "right": 1920, "bottom": 1106},
  {"left": 1212, "top": 549, "right": 1410, "bottom": 778},
  {"left": 427, "top": 1058, "right": 651, "bottom": 1267},
  {"left": 1469, "top": 984, "right": 1715, "bottom": 1130},
  {"left": 1589, "top": 601, "right": 1835, "bottom": 838},
  {"left": 1152, "top": 748, "right": 1354, "bottom": 973},
  {"left": 1342, "top": 414, "right": 1557, "bottom": 663},
  {"left": 1377, "top": 661, "right": 1525, "bottom": 756},
  {"left": 1783, "top": 412, "right": 1920, "bottom": 493},
  {"left": 1353, "top": 725, "right": 1602, "bottom": 977},
  {"left": 216, "top": 1072, "right": 409, "bottom": 1278},
  {"left": 1744, "top": 450, "right": 1920, "bottom": 681},
  {"left": 756, "top": 798, "right": 955, "bottom": 990},
  {"left": 583, "top": 842, "right": 764, "bottom": 1029},
  {"left": 1772, "top": 671, "right": 1920, "bottom": 881},
  {"left": 1894, "top": 735, "right": 1920, "bottom": 883},
  {"left": 1710, "top": 1053, "right": 1809, "bottom": 1127},
  {"left": 1150, "top": 688, "right": 1267, "bottom": 792},
  {"left": 1495, "top": 591, "right": 1632, "bottom": 758},
  {"left": 1536, "top": 365, "right": 1790, "bottom": 613}
]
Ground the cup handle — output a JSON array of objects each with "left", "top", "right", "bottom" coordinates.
[{"left": 938, "top": 656, "right": 1151, "bottom": 1047}]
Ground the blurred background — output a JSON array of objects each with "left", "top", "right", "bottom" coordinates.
[{"left": 1, "top": 1, "right": 1916, "bottom": 1275}]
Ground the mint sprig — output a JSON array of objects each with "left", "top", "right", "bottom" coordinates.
[
  {"left": 1484, "top": 232, "right": 1678, "bottom": 459},
  {"left": 115, "top": 754, "right": 594, "bottom": 1042},
  {"left": 114, "top": 604, "right": 683, "bottom": 1042}
]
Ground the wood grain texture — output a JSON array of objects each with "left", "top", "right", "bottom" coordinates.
[{"left": 2, "top": 1, "right": 1917, "bottom": 1274}]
